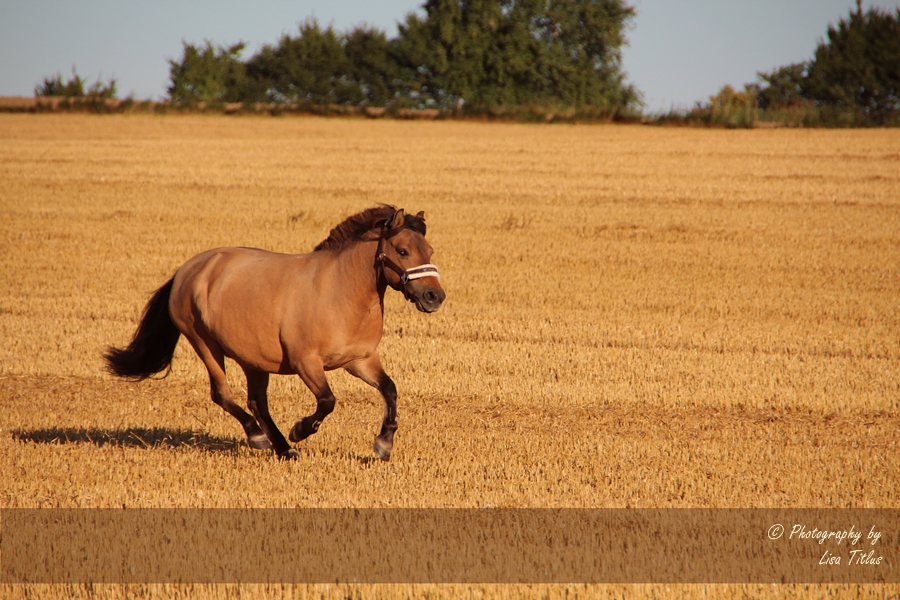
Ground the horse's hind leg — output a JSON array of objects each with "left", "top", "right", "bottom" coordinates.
[
  {"left": 241, "top": 368, "right": 276, "bottom": 451},
  {"left": 183, "top": 333, "right": 272, "bottom": 452},
  {"left": 243, "top": 367, "right": 297, "bottom": 460},
  {"left": 345, "top": 354, "right": 397, "bottom": 462},
  {"left": 288, "top": 357, "right": 336, "bottom": 444}
]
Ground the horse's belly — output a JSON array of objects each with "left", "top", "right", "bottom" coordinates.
[
  {"left": 201, "top": 257, "right": 296, "bottom": 373},
  {"left": 306, "top": 310, "right": 383, "bottom": 372},
  {"left": 218, "top": 330, "right": 285, "bottom": 373},
  {"left": 321, "top": 344, "right": 376, "bottom": 371}
]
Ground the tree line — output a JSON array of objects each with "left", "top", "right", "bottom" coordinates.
[
  {"left": 34, "top": 1, "right": 899, "bottom": 125},
  {"left": 166, "top": 0, "right": 639, "bottom": 117}
]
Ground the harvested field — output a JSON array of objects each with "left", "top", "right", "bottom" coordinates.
[{"left": 0, "top": 114, "right": 898, "bottom": 598}]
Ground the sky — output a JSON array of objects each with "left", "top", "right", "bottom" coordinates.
[{"left": 2, "top": 0, "right": 899, "bottom": 112}]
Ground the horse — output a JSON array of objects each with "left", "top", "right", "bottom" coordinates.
[{"left": 104, "top": 206, "right": 445, "bottom": 461}]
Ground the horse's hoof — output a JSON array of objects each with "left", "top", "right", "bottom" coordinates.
[
  {"left": 278, "top": 448, "right": 300, "bottom": 461},
  {"left": 289, "top": 417, "right": 321, "bottom": 443},
  {"left": 288, "top": 421, "right": 306, "bottom": 443},
  {"left": 373, "top": 436, "right": 392, "bottom": 462},
  {"left": 248, "top": 432, "right": 273, "bottom": 450}
]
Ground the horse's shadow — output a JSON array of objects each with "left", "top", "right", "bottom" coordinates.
[
  {"left": 13, "top": 427, "right": 382, "bottom": 464},
  {"left": 12, "top": 426, "right": 241, "bottom": 453}
]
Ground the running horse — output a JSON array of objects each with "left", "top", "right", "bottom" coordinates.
[{"left": 104, "top": 206, "right": 445, "bottom": 461}]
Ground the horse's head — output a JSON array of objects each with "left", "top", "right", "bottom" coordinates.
[{"left": 377, "top": 209, "right": 446, "bottom": 313}]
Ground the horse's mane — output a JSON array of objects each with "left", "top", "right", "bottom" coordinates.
[{"left": 314, "top": 206, "right": 426, "bottom": 252}]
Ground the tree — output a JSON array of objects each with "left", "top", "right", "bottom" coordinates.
[
  {"left": 395, "top": 0, "right": 507, "bottom": 108},
  {"left": 36, "top": 68, "right": 117, "bottom": 98},
  {"left": 530, "top": 0, "right": 639, "bottom": 109},
  {"left": 396, "top": 0, "right": 638, "bottom": 111},
  {"left": 247, "top": 20, "right": 348, "bottom": 104},
  {"left": 342, "top": 26, "right": 405, "bottom": 105},
  {"left": 167, "top": 41, "right": 249, "bottom": 103},
  {"left": 801, "top": 6, "right": 900, "bottom": 121},
  {"left": 753, "top": 62, "right": 808, "bottom": 110}
]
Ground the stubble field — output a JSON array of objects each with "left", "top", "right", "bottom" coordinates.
[{"left": 0, "top": 114, "right": 898, "bottom": 599}]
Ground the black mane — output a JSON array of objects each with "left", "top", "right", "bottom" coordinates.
[{"left": 314, "top": 206, "right": 426, "bottom": 252}]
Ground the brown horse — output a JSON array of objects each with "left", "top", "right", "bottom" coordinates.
[{"left": 104, "top": 206, "right": 445, "bottom": 461}]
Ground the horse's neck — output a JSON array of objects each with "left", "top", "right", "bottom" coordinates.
[{"left": 329, "top": 240, "right": 386, "bottom": 314}]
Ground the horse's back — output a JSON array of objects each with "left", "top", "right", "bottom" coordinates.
[{"left": 173, "top": 246, "right": 309, "bottom": 307}]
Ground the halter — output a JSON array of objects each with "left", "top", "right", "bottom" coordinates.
[{"left": 375, "top": 219, "right": 440, "bottom": 295}]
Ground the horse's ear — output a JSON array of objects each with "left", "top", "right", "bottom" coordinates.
[
  {"left": 390, "top": 208, "right": 406, "bottom": 229},
  {"left": 416, "top": 211, "right": 425, "bottom": 220}
]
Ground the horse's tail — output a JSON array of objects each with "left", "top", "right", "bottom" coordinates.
[{"left": 104, "top": 277, "right": 181, "bottom": 380}]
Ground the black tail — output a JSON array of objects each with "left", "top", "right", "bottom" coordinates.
[{"left": 104, "top": 277, "right": 181, "bottom": 380}]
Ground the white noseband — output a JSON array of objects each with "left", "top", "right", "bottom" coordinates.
[{"left": 400, "top": 264, "right": 440, "bottom": 284}]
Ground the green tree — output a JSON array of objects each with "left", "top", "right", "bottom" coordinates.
[
  {"left": 530, "top": 0, "right": 638, "bottom": 109},
  {"left": 341, "top": 26, "right": 405, "bottom": 105},
  {"left": 802, "top": 5, "right": 900, "bottom": 121},
  {"left": 167, "top": 41, "right": 249, "bottom": 103},
  {"left": 753, "top": 62, "right": 808, "bottom": 110},
  {"left": 396, "top": 0, "right": 638, "bottom": 111},
  {"left": 36, "top": 68, "right": 117, "bottom": 98},
  {"left": 394, "top": 0, "right": 494, "bottom": 107},
  {"left": 247, "top": 20, "right": 348, "bottom": 104}
]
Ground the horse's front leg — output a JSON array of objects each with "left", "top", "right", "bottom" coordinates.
[
  {"left": 373, "top": 376, "right": 398, "bottom": 461},
  {"left": 345, "top": 353, "right": 397, "bottom": 461}
]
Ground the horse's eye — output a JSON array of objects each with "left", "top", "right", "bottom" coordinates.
[{"left": 397, "top": 249, "right": 409, "bottom": 258}]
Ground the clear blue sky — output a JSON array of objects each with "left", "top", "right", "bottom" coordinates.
[{"left": 2, "top": 0, "right": 898, "bottom": 111}]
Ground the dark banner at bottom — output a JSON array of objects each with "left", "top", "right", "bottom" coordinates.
[{"left": 1, "top": 509, "right": 896, "bottom": 583}]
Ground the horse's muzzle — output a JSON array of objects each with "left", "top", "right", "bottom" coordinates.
[{"left": 412, "top": 285, "right": 445, "bottom": 313}]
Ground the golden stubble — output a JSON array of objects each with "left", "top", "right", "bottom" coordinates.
[{"left": 0, "top": 114, "right": 897, "bottom": 599}]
